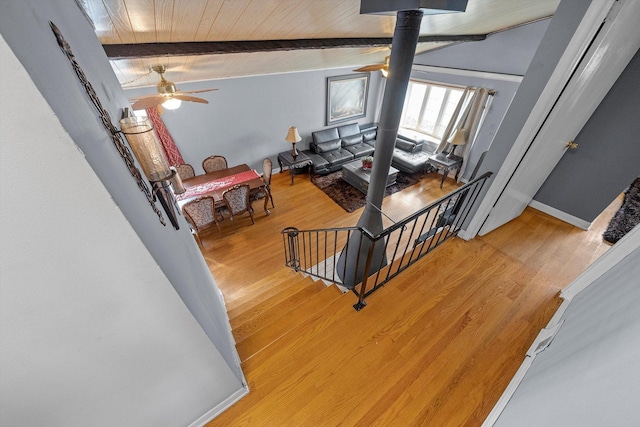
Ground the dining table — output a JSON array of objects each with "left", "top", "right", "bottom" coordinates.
[{"left": 176, "top": 164, "right": 270, "bottom": 215}]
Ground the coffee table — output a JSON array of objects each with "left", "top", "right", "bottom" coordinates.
[{"left": 341, "top": 159, "right": 399, "bottom": 194}]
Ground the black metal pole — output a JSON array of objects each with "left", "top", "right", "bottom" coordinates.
[
  {"left": 338, "top": 10, "right": 424, "bottom": 289},
  {"left": 359, "top": 9, "right": 424, "bottom": 231}
]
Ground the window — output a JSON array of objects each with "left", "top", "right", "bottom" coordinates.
[{"left": 400, "top": 81, "right": 471, "bottom": 140}]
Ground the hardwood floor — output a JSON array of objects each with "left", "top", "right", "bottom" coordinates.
[{"left": 201, "top": 169, "right": 617, "bottom": 426}]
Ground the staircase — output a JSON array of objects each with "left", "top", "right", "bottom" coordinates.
[{"left": 225, "top": 270, "right": 345, "bottom": 363}]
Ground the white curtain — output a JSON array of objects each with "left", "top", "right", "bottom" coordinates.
[
  {"left": 436, "top": 87, "right": 494, "bottom": 181},
  {"left": 436, "top": 87, "right": 471, "bottom": 154}
]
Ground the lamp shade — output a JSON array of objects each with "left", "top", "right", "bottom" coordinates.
[
  {"left": 120, "top": 116, "right": 172, "bottom": 182},
  {"left": 285, "top": 126, "right": 302, "bottom": 143},
  {"left": 450, "top": 128, "right": 467, "bottom": 146}
]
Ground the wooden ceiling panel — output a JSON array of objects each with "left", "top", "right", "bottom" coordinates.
[
  {"left": 203, "top": 0, "right": 252, "bottom": 41},
  {"left": 81, "top": 0, "right": 560, "bottom": 87},
  {"left": 99, "top": 0, "right": 136, "bottom": 43},
  {"left": 191, "top": 0, "right": 224, "bottom": 41}
]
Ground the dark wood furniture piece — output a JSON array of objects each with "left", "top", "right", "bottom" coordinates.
[
  {"left": 178, "top": 164, "right": 270, "bottom": 216},
  {"left": 250, "top": 158, "right": 274, "bottom": 208},
  {"left": 427, "top": 154, "right": 462, "bottom": 188},
  {"left": 341, "top": 159, "right": 399, "bottom": 194},
  {"left": 277, "top": 151, "right": 312, "bottom": 185}
]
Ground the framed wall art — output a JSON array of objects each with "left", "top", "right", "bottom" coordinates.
[{"left": 326, "top": 73, "right": 369, "bottom": 125}]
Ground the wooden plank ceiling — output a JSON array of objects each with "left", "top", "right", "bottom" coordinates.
[{"left": 77, "top": 0, "right": 559, "bottom": 89}]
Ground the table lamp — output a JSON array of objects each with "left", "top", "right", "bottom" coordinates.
[
  {"left": 285, "top": 126, "right": 302, "bottom": 159},
  {"left": 448, "top": 128, "right": 467, "bottom": 159}
]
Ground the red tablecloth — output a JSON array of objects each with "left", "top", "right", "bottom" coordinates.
[{"left": 176, "top": 169, "right": 260, "bottom": 201}]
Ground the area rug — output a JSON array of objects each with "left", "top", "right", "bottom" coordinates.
[
  {"left": 311, "top": 170, "right": 421, "bottom": 213},
  {"left": 603, "top": 176, "right": 640, "bottom": 244}
]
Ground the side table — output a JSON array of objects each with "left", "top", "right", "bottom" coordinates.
[
  {"left": 277, "top": 151, "right": 313, "bottom": 185},
  {"left": 427, "top": 153, "right": 462, "bottom": 188}
]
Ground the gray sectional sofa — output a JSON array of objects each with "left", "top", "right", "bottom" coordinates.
[
  {"left": 302, "top": 122, "right": 437, "bottom": 175},
  {"left": 392, "top": 137, "right": 438, "bottom": 175}
]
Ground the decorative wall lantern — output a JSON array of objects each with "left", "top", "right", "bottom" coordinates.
[
  {"left": 119, "top": 116, "right": 181, "bottom": 229},
  {"left": 50, "top": 21, "right": 178, "bottom": 229}
]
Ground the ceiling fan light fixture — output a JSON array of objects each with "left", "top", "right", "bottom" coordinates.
[
  {"left": 162, "top": 98, "right": 182, "bottom": 110},
  {"left": 129, "top": 65, "right": 217, "bottom": 111}
]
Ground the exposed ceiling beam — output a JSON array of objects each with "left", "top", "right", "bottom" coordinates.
[{"left": 103, "top": 35, "right": 486, "bottom": 59}]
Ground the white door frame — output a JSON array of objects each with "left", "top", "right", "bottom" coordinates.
[{"left": 459, "top": 0, "right": 618, "bottom": 240}]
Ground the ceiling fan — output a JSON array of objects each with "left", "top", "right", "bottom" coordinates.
[
  {"left": 129, "top": 65, "right": 218, "bottom": 111},
  {"left": 354, "top": 55, "right": 390, "bottom": 77}
]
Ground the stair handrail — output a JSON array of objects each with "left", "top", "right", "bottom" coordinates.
[{"left": 282, "top": 171, "right": 492, "bottom": 309}]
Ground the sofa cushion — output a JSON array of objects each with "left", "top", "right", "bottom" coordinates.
[
  {"left": 322, "top": 147, "right": 354, "bottom": 166},
  {"left": 337, "top": 123, "right": 361, "bottom": 138},
  {"left": 362, "top": 129, "right": 377, "bottom": 146},
  {"left": 345, "top": 143, "right": 374, "bottom": 158},
  {"left": 303, "top": 150, "right": 330, "bottom": 174},
  {"left": 341, "top": 134, "right": 364, "bottom": 147},
  {"left": 392, "top": 148, "right": 431, "bottom": 174},
  {"left": 313, "top": 127, "right": 340, "bottom": 144},
  {"left": 395, "top": 137, "right": 418, "bottom": 153},
  {"left": 315, "top": 139, "right": 342, "bottom": 153}
]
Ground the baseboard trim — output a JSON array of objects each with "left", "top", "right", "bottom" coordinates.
[
  {"left": 528, "top": 200, "right": 591, "bottom": 230},
  {"left": 188, "top": 386, "right": 249, "bottom": 427}
]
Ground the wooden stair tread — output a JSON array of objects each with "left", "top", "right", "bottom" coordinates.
[
  {"left": 223, "top": 268, "right": 297, "bottom": 312},
  {"left": 226, "top": 272, "right": 309, "bottom": 319},
  {"left": 230, "top": 278, "right": 326, "bottom": 341},
  {"left": 236, "top": 284, "right": 345, "bottom": 362}
]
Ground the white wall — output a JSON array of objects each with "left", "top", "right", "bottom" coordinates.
[
  {"left": 0, "top": 0, "right": 245, "bottom": 393},
  {"left": 0, "top": 36, "right": 244, "bottom": 426},
  {"left": 494, "top": 243, "right": 640, "bottom": 426}
]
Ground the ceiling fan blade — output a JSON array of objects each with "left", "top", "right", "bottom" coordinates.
[
  {"left": 181, "top": 88, "right": 219, "bottom": 95},
  {"left": 173, "top": 94, "right": 209, "bottom": 104},
  {"left": 128, "top": 93, "right": 162, "bottom": 102},
  {"left": 131, "top": 95, "right": 167, "bottom": 110},
  {"left": 354, "top": 64, "right": 386, "bottom": 72}
]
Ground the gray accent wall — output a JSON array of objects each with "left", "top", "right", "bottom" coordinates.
[
  {"left": 125, "top": 70, "right": 384, "bottom": 174},
  {"left": 127, "top": 19, "right": 549, "bottom": 184},
  {"left": 415, "top": 18, "right": 551, "bottom": 76},
  {"left": 533, "top": 49, "right": 640, "bottom": 223}
]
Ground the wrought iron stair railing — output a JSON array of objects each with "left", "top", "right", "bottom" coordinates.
[{"left": 282, "top": 172, "right": 492, "bottom": 310}]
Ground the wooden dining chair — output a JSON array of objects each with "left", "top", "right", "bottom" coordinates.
[
  {"left": 202, "top": 155, "right": 228, "bottom": 173},
  {"left": 250, "top": 158, "right": 275, "bottom": 208},
  {"left": 220, "top": 184, "right": 254, "bottom": 231},
  {"left": 174, "top": 163, "right": 195, "bottom": 180},
  {"left": 181, "top": 196, "right": 223, "bottom": 246}
]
